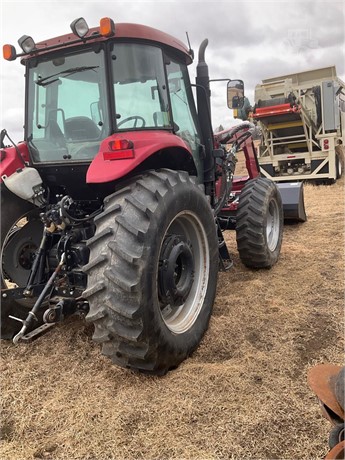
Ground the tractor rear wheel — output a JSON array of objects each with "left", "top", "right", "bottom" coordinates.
[
  {"left": 0, "top": 185, "right": 42, "bottom": 338},
  {"left": 236, "top": 177, "right": 283, "bottom": 268},
  {"left": 83, "top": 169, "right": 218, "bottom": 374}
]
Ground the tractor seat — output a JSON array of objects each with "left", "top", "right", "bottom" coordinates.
[{"left": 65, "top": 116, "right": 101, "bottom": 141}]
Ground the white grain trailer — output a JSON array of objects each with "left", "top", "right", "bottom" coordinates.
[{"left": 254, "top": 66, "right": 345, "bottom": 182}]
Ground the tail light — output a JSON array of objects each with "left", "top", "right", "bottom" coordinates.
[
  {"left": 103, "top": 139, "right": 134, "bottom": 160},
  {"left": 323, "top": 139, "right": 329, "bottom": 150}
]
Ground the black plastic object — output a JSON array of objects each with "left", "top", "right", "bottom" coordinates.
[{"left": 277, "top": 182, "right": 307, "bottom": 222}]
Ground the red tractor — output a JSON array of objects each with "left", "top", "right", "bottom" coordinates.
[{"left": 0, "top": 18, "right": 304, "bottom": 374}]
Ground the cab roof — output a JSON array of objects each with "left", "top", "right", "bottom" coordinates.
[{"left": 33, "top": 22, "right": 193, "bottom": 64}]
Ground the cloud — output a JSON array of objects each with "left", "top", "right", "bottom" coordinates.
[{"left": 1, "top": 0, "right": 344, "bottom": 139}]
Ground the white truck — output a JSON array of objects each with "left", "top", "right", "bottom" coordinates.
[{"left": 253, "top": 66, "right": 345, "bottom": 182}]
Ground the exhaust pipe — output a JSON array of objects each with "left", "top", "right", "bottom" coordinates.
[
  {"left": 196, "top": 39, "right": 214, "bottom": 183},
  {"left": 196, "top": 39, "right": 210, "bottom": 120}
]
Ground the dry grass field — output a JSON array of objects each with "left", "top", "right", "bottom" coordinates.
[{"left": 0, "top": 173, "right": 344, "bottom": 459}]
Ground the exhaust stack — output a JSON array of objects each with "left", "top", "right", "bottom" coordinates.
[{"left": 196, "top": 39, "right": 214, "bottom": 183}]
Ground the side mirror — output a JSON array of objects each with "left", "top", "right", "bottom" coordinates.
[{"left": 227, "top": 80, "right": 245, "bottom": 109}]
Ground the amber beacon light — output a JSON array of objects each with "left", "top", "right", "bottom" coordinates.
[
  {"left": 3, "top": 44, "right": 17, "bottom": 61},
  {"left": 100, "top": 17, "right": 115, "bottom": 37}
]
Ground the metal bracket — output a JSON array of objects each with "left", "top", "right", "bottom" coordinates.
[
  {"left": 20, "top": 323, "right": 55, "bottom": 342},
  {"left": 216, "top": 219, "right": 233, "bottom": 271}
]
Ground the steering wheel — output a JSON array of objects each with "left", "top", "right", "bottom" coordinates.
[{"left": 117, "top": 115, "right": 146, "bottom": 128}]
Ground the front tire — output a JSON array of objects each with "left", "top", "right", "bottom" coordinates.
[
  {"left": 83, "top": 169, "right": 218, "bottom": 374},
  {"left": 236, "top": 177, "right": 283, "bottom": 268}
]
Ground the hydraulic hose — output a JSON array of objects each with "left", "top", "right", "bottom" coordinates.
[
  {"left": 215, "top": 122, "right": 255, "bottom": 145},
  {"left": 213, "top": 122, "right": 255, "bottom": 216}
]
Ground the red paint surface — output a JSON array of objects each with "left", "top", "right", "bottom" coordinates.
[
  {"left": 254, "top": 103, "right": 300, "bottom": 118},
  {"left": 0, "top": 143, "right": 30, "bottom": 182},
  {"left": 87, "top": 131, "right": 192, "bottom": 183},
  {"left": 24, "top": 23, "right": 192, "bottom": 64}
]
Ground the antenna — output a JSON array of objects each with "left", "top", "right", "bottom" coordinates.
[{"left": 185, "top": 31, "right": 194, "bottom": 60}]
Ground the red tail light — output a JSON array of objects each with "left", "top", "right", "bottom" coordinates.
[
  {"left": 103, "top": 139, "right": 134, "bottom": 160},
  {"left": 323, "top": 139, "right": 329, "bottom": 150}
]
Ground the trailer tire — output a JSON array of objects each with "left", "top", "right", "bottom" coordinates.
[
  {"left": 329, "top": 423, "right": 344, "bottom": 449},
  {"left": 336, "top": 154, "right": 342, "bottom": 180},
  {"left": 83, "top": 169, "right": 218, "bottom": 374},
  {"left": 236, "top": 177, "right": 283, "bottom": 268}
]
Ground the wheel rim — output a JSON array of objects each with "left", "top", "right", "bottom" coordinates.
[
  {"left": 1, "top": 213, "right": 42, "bottom": 287},
  {"left": 158, "top": 211, "right": 210, "bottom": 334},
  {"left": 266, "top": 198, "right": 280, "bottom": 251}
]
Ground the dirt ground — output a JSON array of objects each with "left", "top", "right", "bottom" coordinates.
[{"left": 0, "top": 172, "right": 344, "bottom": 460}]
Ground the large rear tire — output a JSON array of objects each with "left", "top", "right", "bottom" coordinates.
[
  {"left": 83, "top": 169, "right": 218, "bottom": 374},
  {"left": 236, "top": 177, "right": 283, "bottom": 268}
]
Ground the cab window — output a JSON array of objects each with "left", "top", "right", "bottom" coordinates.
[
  {"left": 111, "top": 44, "right": 171, "bottom": 130},
  {"left": 166, "top": 58, "right": 202, "bottom": 172}
]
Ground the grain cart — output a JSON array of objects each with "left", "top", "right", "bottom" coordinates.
[
  {"left": 1, "top": 18, "right": 286, "bottom": 374},
  {"left": 253, "top": 66, "right": 345, "bottom": 182}
]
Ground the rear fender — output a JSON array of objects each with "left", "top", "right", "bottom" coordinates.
[
  {"left": 0, "top": 143, "right": 30, "bottom": 182},
  {"left": 86, "top": 131, "right": 193, "bottom": 184}
]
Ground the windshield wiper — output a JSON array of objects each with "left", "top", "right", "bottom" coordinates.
[{"left": 35, "top": 66, "right": 99, "bottom": 87}]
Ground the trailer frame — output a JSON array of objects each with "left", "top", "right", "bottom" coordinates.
[{"left": 254, "top": 66, "right": 345, "bottom": 182}]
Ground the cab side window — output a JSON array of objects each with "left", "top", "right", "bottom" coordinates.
[{"left": 166, "top": 59, "right": 201, "bottom": 156}]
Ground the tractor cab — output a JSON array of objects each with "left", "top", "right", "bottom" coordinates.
[{"left": 7, "top": 19, "right": 207, "bottom": 198}]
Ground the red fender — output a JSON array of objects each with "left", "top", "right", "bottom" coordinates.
[
  {"left": 0, "top": 143, "right": 30, "bottom": 182},
  {"left": 86, "top": 131, "right": 192, "bottom": 184}
]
